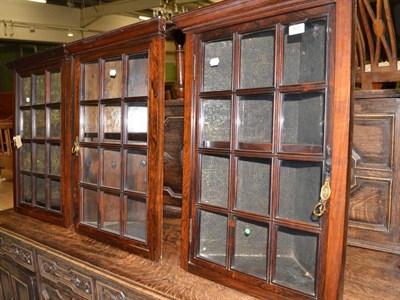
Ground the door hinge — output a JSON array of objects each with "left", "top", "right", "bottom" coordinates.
[
  {"left": 193, "top": 54, "right": 196, "bottom": 81},
  {"left": 189, "top": 218, "right": 193, "bottom": 243}
]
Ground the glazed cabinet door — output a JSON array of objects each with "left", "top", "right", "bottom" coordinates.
[
  {"left": 175, "top": 0, "right": 354, "bottom": 299},
  {"left": 73, "top": 19, "right": 165, "bottom": 260},
  {"left": 11, "top": 49, "right": 73, "bottom": 228}
]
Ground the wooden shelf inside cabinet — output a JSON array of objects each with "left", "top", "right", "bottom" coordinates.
[
  {"left": 173, "top": 0, "right": 355, "bottom": 299},
  {"left": 67, "top": 18, "right": 166, "bottom": 261},
  {"left": 7, "top": 45, "right": 74, "bottom": 228}
]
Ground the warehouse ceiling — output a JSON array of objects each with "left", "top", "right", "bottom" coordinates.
[
  {"left": 46, "top": 0, "right": 218, "bottom": 9},
  {"left": 44, "top": 0, "right": 220, "bottom": 26}
]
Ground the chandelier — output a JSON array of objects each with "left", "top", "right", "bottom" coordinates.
[{"left": 153, "top": 0, "right": 188, "bottom": 20}]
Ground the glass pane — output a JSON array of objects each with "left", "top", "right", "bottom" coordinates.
[
  {"left": 22, "top": 76, "right": 31, "bottom": 106},
  {"left": 34, "top": 109, "right": 46, "bottom": 138},
  {"left": 238, "top": 94, "right": 273, "bottom": 145},
  {"left": 198, "top": 210, "right": 227, "bottom": 265},
  {"left": 82, "top": 188, "right": 98, "bottom": 227},
  {"left": 126, "top": 102, "right": 148, "bottom": 144},
  {"left": 21, "top": 110, "right": 31, "bottom": 139},
  {"left": 34, "top": 143, "right": 46, "bottom": 173},
  {"left": 82, "top": 147, "right": 98, "bottom": 184},
  {"left": 102, "top": 149, "right": 121, "bottom": 189},
  {"left": 236, "top": 157, "right": 270, "bottom": 215},
  {"left": 127, "top": 53, "right": 148, "bottom": 97},
  {"left": 283, "top": 19, "right": 327, "bottom": 85},
  {"left": 103, "top": 104, "right": 121, "bottom": 142},
  {"left": 102, "top": 193, "right": 120, "bottom": 234},
  {"left": 281, "top": 92, "right": 325, "bottom": 149},
  {"left": 21, "top": 143, "right": 31, "bottom": 172},
  {"left": 22, "top": 175, "right": 32, "bottom": 204},
  {"left": 35, "top": 177, "right": 46, "bottom": 207},
  {"left": 232, "top": 218, "right": 268, "bottom": 279},
  {"left": 81, "top": 105, "right": 98, "bottom": 142},
  {"left": 278, "top": 161, "right": 322, "bottom": 224},
  {"left": 50, "top": 107, "right": 61, "bottom": 138},
  {"left": 49, "top": 144, "right": 61, "bottom": 175},
  {"left": 240, "top": 30, "right": 275, "bottom": 88},
  {"left": 126, "top": 197, "right": 147, "bottom": 241},
  {"left": 125, "top": 150, "right": 147, "bottom": 193},
  {"left": 274, "top": 226, "right": 318, "bottom": 295},
  {"left": 50, "top": 71, "right": 61, "bottom": 103},
  {"left": 200, "top": 155, "right": 229, "bottom": 208},
  {"left": 35, "top": 74, "right": 45, "bottom": 104},
  {"left": 201, "top": 99, "right": 231, "bottom": 146},
  {"left": 103, "top": 59, "right": 122, "bottom": 99},
  {"left": 50, "top": 180, "right": 61, "bottom": 211},
  {"left": 204, "top": 40, "right": 232, "bottom": 91},
  {"left": 83, "top": 62, "right": 99, "bottom": 100}
]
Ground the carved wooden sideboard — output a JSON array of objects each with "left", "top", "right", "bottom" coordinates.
[
  {"left": 0, "top": 210, "right": 256, "bottom": 300},
  {"left": 348, "top": 89, "right": 400, "bottom": 254}
]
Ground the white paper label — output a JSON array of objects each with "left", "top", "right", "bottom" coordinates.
[
  {"left": 13, "top": 135, "right": 22, "bottom": 149},
  {"left": 210, "top": 57, "right": 220, "bottom": 67},
  {"left": 109, "top": 69, "right": 117, "bottom": 77},
  {"left": 289, "top": 23, "right": 305, "bottom": 36}
]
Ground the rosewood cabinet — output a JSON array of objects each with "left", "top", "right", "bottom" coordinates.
[
  {"left": 174, "top": 0, "right": 354, "bottom": 299},
  {"left": 7, "top": 46, "right": 74, "bottom": 228},
  {"left": 67, "top": 19, "right": 166, "bottom": 260}
]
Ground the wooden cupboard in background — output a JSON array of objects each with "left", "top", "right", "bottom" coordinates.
[
  {"left": 351, "top": 0, "right": 400, "bottom": 254},
  {"left": 348, "top": 90, "right": 400, "bottom": 254}
]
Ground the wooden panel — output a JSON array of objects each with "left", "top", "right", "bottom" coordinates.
[
  {"left": 0, "top": 256, "right": 36, "bottom": 300},
  {"left": 0, "top": 234, "right": 35, "bottom": 272},
  {"left": 349, "top": 177, "right": 391, "bottom": 230},
  {"left": 96, "top": 281, "right": 159, "bottom": 300},
  {"left": 37, "top": 254, "right": 94, "bottom": 300},
  {"left": 40, "top": 282, "right": 73, "bottom": 300},
  {"left": 348, "top": 90, "right": 400, "bottom": 254},
  {"left": 352, "top": 115, "right": 394, "bottom": 170}
]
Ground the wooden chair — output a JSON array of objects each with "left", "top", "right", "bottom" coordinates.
[
  {"left": 356, "top": 0, "right": 400, "bottom": 89},
  {"left": 0, "top": 117, "right": 13, "bottom": 181}
]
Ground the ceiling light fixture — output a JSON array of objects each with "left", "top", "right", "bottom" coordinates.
[
  {"left": 139, "top": 16, "right": 151, "bottom": 21},
  {"left": 153, "top": 0, "right": 188, "bottom": 21},
  {"left": 67, "top": 29, "right": 74, "bottom": 37},
  {"left": 28, "top": 0, "right": 47, "bottom": 3}
]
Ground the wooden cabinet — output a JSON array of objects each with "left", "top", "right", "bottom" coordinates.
[
  {"left": 0, "top": 233, "right": 37, "bottom": 300},
  {"left": 0, "top": 258, "right": 36, "bottom": 300},
  {"left": 348, "top": 90, "right": 400, "bottom": 254},
  {"left": 7, "top": 46, "right": 74, "bottom": 228},
  {"left": 174, "top": 0, "right": 354, "bottom": 299},
  {"left": 67, "top": 19, "right": 166, "bottom": 261}
]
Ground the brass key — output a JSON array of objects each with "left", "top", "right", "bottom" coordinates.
[{"left": 313, "top": 177, "right": 331, "bottom": 217}]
